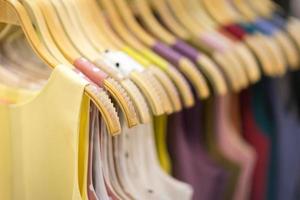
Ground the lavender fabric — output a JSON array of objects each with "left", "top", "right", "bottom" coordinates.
[
  {"left": 167, "top": 101, "right": 229, "bottom": 200},
  {"left": 172, "top": 40, "right": 201, "bottom": 63},
  {"left": 153, "top": 38, "right": 227, "bottom": 200},
  {"left": 156, "top": 39, "right": 230, "bottom": 199},
  {"left": 253, "top": 19, "right": 277, "bottom": 35},
  {"left": 152, "top": 42, "right": 183, "bottom": 66}
]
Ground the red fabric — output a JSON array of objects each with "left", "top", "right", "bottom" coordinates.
[
  {"left": 220, "top": 24, "right": 247, "bottom": 41},
  {"left": 240, "top": 90, "right": 270, "bottom": 200}
]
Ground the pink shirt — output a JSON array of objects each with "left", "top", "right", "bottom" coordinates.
[{"left": 214, "top": 94, "right": 256, "bottom": 200}]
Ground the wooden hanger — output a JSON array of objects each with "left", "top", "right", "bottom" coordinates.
[
  {"left": 148, "top": 0, "right": 191, "bottom": 40},
  {"left": 162, "top": 0, "right": 202, "bottom": 35},
  {"left": 55, "top": 0, "right": 178, "bottom": 116},
  {"left": 151, "top": 0, "right": 254, "bottom": 89},
  {"left": 234, "top": 0, "right": 300, "bottom": 70},
  {"left": 22, "top": 1, "right": 139, "bottom": 126},
  {"left": 214, "top": 0, "right": 291, "bottom": 75},
  {"left": 286, "top": 19, "right": 300, "bottom": 63},
  {"left": 246, "top": 0, "right": 275, "bottom": 18},
  {"left": 201, "top": 0, "right": 236, "bottom": 24},
  {"left": 35, "top": 0, "right": 141, "bottom": 128},
  {"left": 184, "top": 0, "right": 217, "bottom": 29},
  {"left": 75, "top": 0, "right": 189, "bottom": 113},
  {"left": 154, "top": 0, "right": 255, "bottom": 88},
  {"left": 261, "top": 1, "right": 300, "bottom": 70},
  {"left": 231, "top": 0, "right": 257, "bottom": 21},
  {"left": 73, "top": 0, "right": 124, "bottom": 50},
  {"left": 0, "top": 0, "right": 122, "bottom": 135},
  {"left": 175, "top": 0, "right": 262, "bottom": 83},
  {"left": 201, "top": 0, "right": 286, "bottom": 77},
  {"left": 232, "top": 0, "right": 283, "bottom": 23},
  {"left": 55, "top": 0, "right": 153, "bottom": 123},
  {"left": 101, "top": 1, "right": 208, "bottom": 106},
  {"left": 136, "top": 0, "right": 238, "bottom": 92},
  {"left": 246, "top": 0, "right": 287, "bottom": 20},
  {"left": 126, "top": 0, "right": 225, "bottom": 96},
  {"left": 167, "top": 0, "right": 252, "bottom": 84},
  {"left": 77, "top": 0, "right": 194, "bottom": 110},
  {"left": 20, "top": 0, "right": 70, "bottom": 65},
  {"left": 137, "top": 0, "right": 246, "bottom": 91},
  {"left": 183, "top": 0, "right": 208, "bottom": 27},
  {"left": 264, "top": 1, "right": 300, "bottom": 69},
  {"left": 78, "top": 1, "right": 175, "bottom": 115},
  {"left": 48, "top": 0, "right": 100, "bottom": 60},
  {"left": 99, "top": 0, "right": 213, "bottom": 99},
  {"left": 67, "top": 0, "right": 116, "bottom": 52},
  {"left": 59, "top": 0, "right": 108, "bottom": 53},
  {"left": 135, "top": 0, "right": 246, "bottom": 91}
]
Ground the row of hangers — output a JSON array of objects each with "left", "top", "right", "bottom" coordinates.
[{"left": 0, "top": 0, "right": 299, "bottom": 135}]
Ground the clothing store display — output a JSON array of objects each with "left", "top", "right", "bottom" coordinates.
[{"left": 1, "top": 0, "right": 300, "bottom": 200}]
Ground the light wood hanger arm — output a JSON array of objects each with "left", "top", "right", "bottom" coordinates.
[
  {"left": 99, "top": 0, "right": 146, "bottom": 49},
  {"left": 132, "top": 0, "right": 177, "bottom": 44},
  {"left": 78, "top": 0, "right": 125, "bottom": 49},
  {"left": 201, "top": 0, "right": 236, "bottom": 24},
  {"left": 20, "top": 0, "right": 70, "bottom": 65},
  {"left": 232, "top": 0, "right": 257, "bottom": 21},
  {"left": 185, "top": 0, "right": 217, "bottom": 29},
  {"left": 163, "top": 0, "right": 202, "bottom": 36},
  {"left": 149, "top": 0, "right": 190, "bottom": 39}
]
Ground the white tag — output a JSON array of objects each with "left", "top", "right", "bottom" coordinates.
[{"left": 102, "top": 51, "right": 144, "bottom": 75}]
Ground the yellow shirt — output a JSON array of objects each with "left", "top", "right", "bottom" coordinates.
[{"left": 0, "top": 65, "right": 89, "bottom": 200}]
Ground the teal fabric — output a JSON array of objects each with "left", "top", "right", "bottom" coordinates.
[
  {"left": 238, "top": 23, "right": 258, "bottom": 34},
  {"left": 251, "top": 79, "right": 278, "bottom": 200}
]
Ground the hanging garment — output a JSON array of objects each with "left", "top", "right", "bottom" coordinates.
[
  {"left": 141, "top": 122, "right": 193, "bottom": 200},
  {"left": 113, "top": 118, "right": 164, "bottom": 200},
  {"left": 92, "top": 110, "right": 111, "bottom": 200},
  {"left": 87, "top": 106, "right": 99, "bottom": 200},
  {"left": 252, "top": 78, "right": 279, "bottom": 200},
  {"left": 0, "top": 65, "right": 90, "bottom": 200},
  {"left": 212, "top": 95, "right": 256, "bottom": 200},
  {"left": 153, "top": 115, "right": 172, "bottom": 173},
  {"left": 203, "top": 97, "right": 241, "bottom": 200},
  {"left": 167, "top": 100, "right": 228, "bottom": 200},
  {"left": 240, "top": 89, "right": 271, "bottom": 200},
  {"left": 267, "top": 74, "right": 300, "bottom": 200}
]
